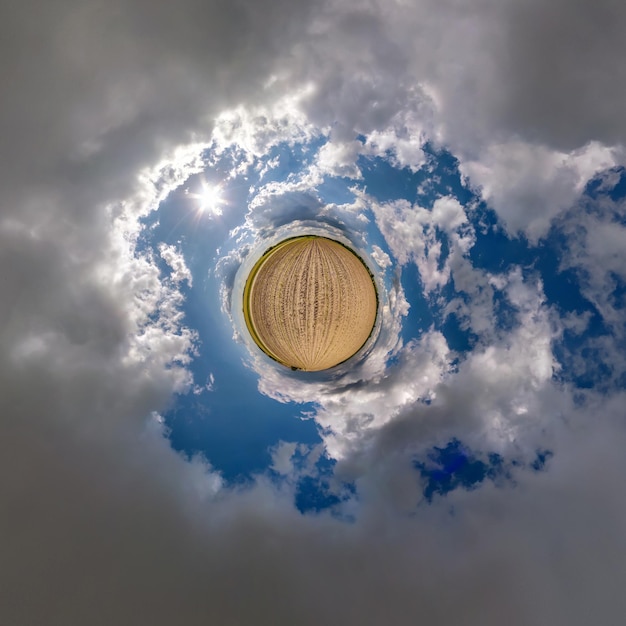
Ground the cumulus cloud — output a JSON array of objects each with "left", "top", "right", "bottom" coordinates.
[
  {"left": 159, "top": 242, "right": 193, "bottom": 285},
  {"left": 373, "top": 195, "right": 473, "bottom": 292},
  {"left": 460, "top": 140, "right": 617, "bottom": 241}
]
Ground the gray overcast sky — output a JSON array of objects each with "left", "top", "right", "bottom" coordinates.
[{"left": 2, "top": 0, "right": 626, "bottom": 624}]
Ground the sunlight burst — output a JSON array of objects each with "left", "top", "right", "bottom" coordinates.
[
  {"left": 199, "top": 183, "right": 223, "bottom": 215},
  {"left": 190, "top": 182, "right": 224, "bottom": 216}
]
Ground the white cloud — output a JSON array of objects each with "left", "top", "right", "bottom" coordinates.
[
  {"left": 370, "top": 244, "right": 392, "bottom": 270},
  {"left": 270, "top": 441, "right": 299, "bottom": 476},
  {"left": 316, "top": 330, "right": 454, "bottom": 459},
  {"left": 361, "top": 99, "right": 430, "bottom": 172},
  {"left": 159, "top": 243, "right": 193, "bottom": 285},
  {"left": 315, "top": 139, "right": 363, "bottom": 178},
  {"left": 210, "top": 90, "right": 319, "bottom": 176},
  {"left": 460, "top": 140, "right": 617, "bottom": 241},
  {"left": 372, "top": 195, "right": 472, "bottom": 293}
]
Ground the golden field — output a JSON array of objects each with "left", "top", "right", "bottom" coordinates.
[{"left": 243, "top": 236, "right": 378, "bottom": 371}]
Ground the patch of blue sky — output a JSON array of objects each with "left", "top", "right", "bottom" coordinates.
[
  {"left": 414, "top": 440, "right": 552, "bottom": 503},
  {"left": 424, "top": 280, "right": 478, "bottom": 354},
  {"left": 435, "top": 229, "right": 450, "bottom": 271},
  {"left": 550, "top": 305, "right": 615, "bottom": 389},
  {"left": 491, "top": 289, "right": 521, "bottom": 333},
  {"left": 398, "top": 262, "right": 433, "bottom": 343},
  {"left": 419, "top": 143, "right": 475, "bottom": 208},
  {"left": 531, "top": 450, "right": 554, "bottom": 471},
  {"left": 609, "top": 271, "right": 626, "bottom": 309},
  {"left": 146, "top": 174, "right": 247, "bottom": 244},
  {"left": 355, "top": 143, "right": 474, "bottom": 208},
  {"left": 316, "top": 176, "right": 358, "bottom": 206},
  {"left": 295, "top": 477, "right": 343, "bottom": 514},
  {"left": 138, "top": 160, "right": 325, "bottom": 484},
  {"left": 167, "top": 390, "right": 321, "bottom": 482},
  {"left": 286, "top": 435, "right": 555, "bottom": 513},
  {"left": 440, "top": 312, "right": 476, "bottom": 353},
  {"left": 469, "top": 204, "right": 536, "bottom": 273},
  {"left": 263, "top": 446, "right": 356, "bottom": 515},
  {"left": 415, "top": 440, "right": 504, "bottom": 502},
  {"left": 256, "top": 139, "right": 325, "bottom": 186},
  {"left": 584, "top": 165, "right": 626, "bottom": 206},
  {"left": 538, "top": 219, "right": 620, "bottom": 390},
  {"left": 555, "top": 347, "right": 613, "bottom": 390},
  {"left": 294, "top": 454, "right": 356, "bottom": 515},
  {"left": 159, "top": 300, "right": 321, "bottom": 482},
  {"left": 357, "top": 146, "right": 531, "bottom": 349},
  {"left": 543, "top": 266, "right": 596, "bottom": 317},
  {"left": 358, "top": 154, "right": 425, "bottom": 204},
  {"left": 355, "top": 149, "right": 467, "bottom": 348}
]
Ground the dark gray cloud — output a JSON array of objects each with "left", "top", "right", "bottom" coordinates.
[
  {"left": 3, "top": 397, "right": 626, "bottom": 626},
  {"left": 501, "top": 0, "right": 626, "bottom": 150},
  {"left": 282, "top": 0, "right": 626, "bottom": 152},
  {"left": 0, "top": 0, "right": 319, "bottom": 204}
]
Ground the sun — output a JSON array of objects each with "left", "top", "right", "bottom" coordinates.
[
  {"left": 199, "top": 182, "right": 224, "bottom": 215},
  {"left": 189, "top": 181, "right": 224, "bottom": 216}
]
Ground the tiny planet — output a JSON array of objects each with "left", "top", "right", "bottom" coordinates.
[{"left": 243, "top": 236, "right": 378, "bottom": 371}]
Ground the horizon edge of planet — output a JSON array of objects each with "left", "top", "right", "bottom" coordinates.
[{"left": 243, "top": 235, "right": 379, "bottom": 372}]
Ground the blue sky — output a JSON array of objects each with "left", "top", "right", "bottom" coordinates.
[{"left": 137, "top": 130, "right": 626, "bottom": 513}]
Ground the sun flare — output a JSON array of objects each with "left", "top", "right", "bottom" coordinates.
[{"left": 190, "top": 182, "right": 224, "bottom": 216}]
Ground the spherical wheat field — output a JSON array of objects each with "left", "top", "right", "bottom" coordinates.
[{"left": 243, "top": 236, "right": 378, "bottom": 371}]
